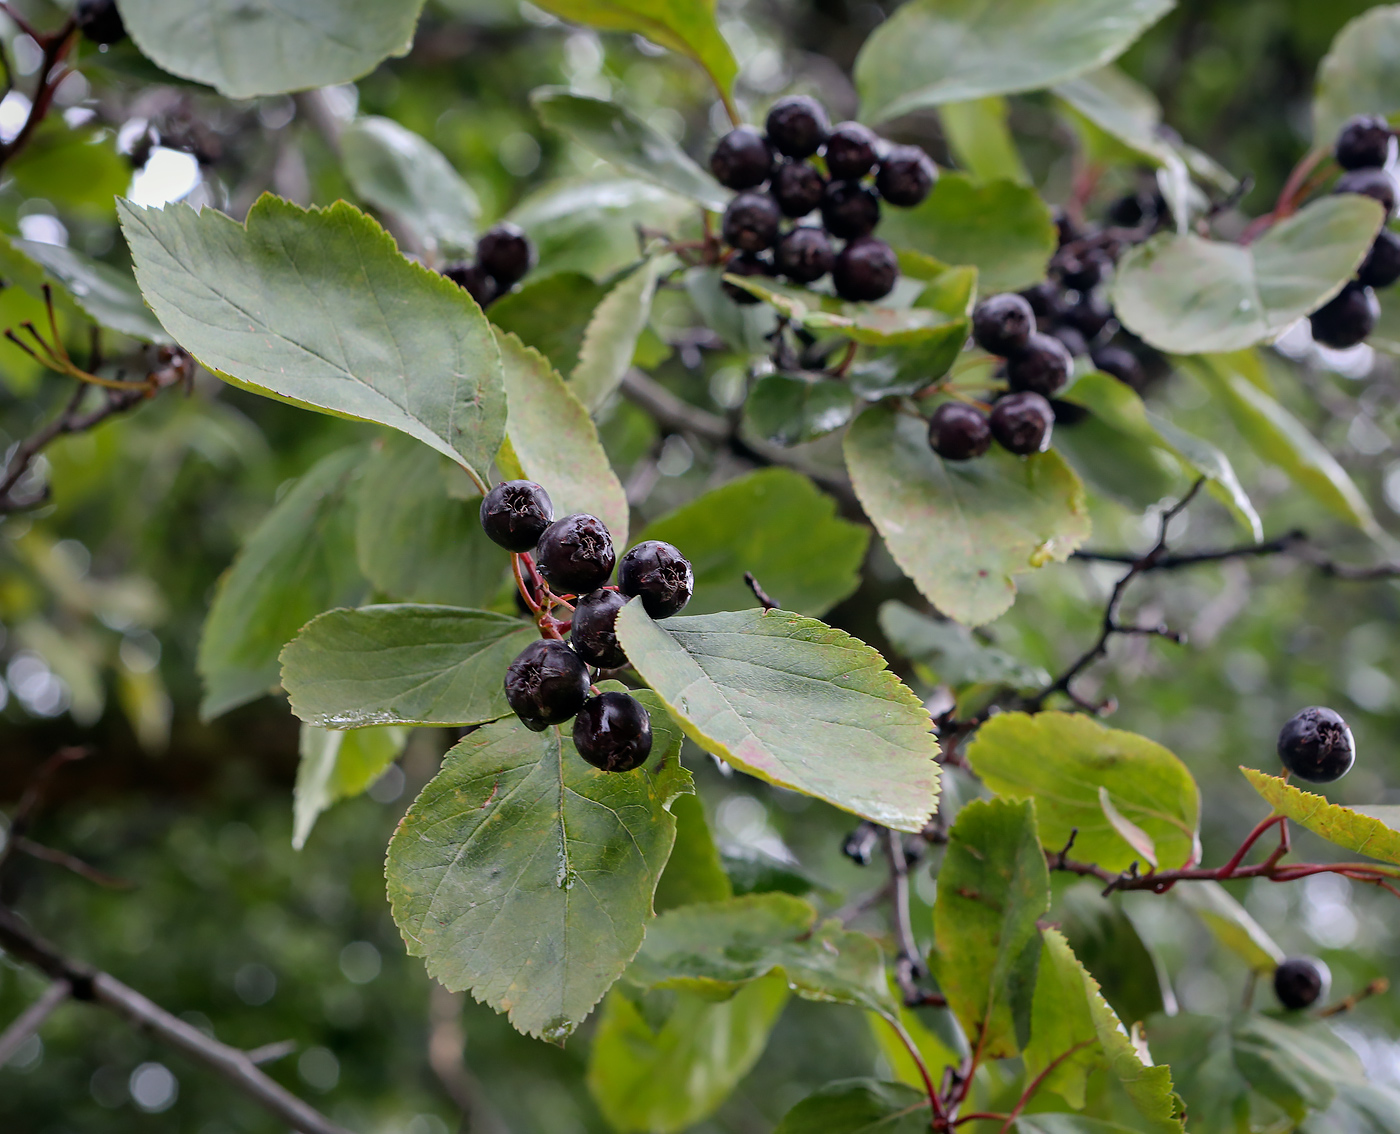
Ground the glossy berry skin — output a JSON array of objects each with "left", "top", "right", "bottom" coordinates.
[
  {"left": 1020, "top": 280, "right": 1065, "bottom": 319},
  {"left": 710, "top": 126, "right": 773, "bottom": 190},
  {"left": 723, "top": 191, "right": 782, "bottom": 252},
  {"left": 1049, "top": 323, "right": 1088, "bottom": 358},
  {"left": 573, "top": 692, "right": 653, "bottom": 772},
  {"left": 1064, "top": 292, "right": 1113, "bottom": 341},
  {"left": 1057, "top": 248, "right": 1109, "bottom": 291},
  {"left": 776, "top": 226, "right": 835, "bottom": 284},
  {"left": 535, "top": 514, "right": 615, "bottom": 594},
  {"left": 824, "top": 122, "right": 879, "bottom": 180},
  {"left": 720, "top": 251, "right": 773, "bottom": 304},
  {"left": 618, "top": 540, "right": 694, "bottom": 619},
  {"left": 772, "top": 160, "right": 826, "bottom": 217},
  {"left": 1359, "top": 229, "right": 1400, "bottom": 289},
  {"left": 1091, "top": 345, "right": 1145, "bottom": 389},
  {"left": 570, "top": 588, "right": 629, "bottom": 669},
  {"left": 442, "top": 261, "right": 498, "bottom": 308},
  {"left": 78, "top": 0, "right": 126, "bottom": 44},
  {"left": 476, "top": 223, "right": 534, "bottom": 287},
  {"left": 990, "top": 392, "right": 1054, "bottom": 455},
  {"left": 928, "top": 402, "right": 992, "bottom": 461},
  {"left": 1309, "top": 282, "right": 1379, "bottom": 348},
  {"left": 504, "top": 640, "right": 590, "bottom": 731},
  {"left": 765, "top": 96, "right": 830, "bottom": 159},
  {"left": 972, "top": 294, "right": 1035, "bottom": 356},
  {"left": 1277, "top": 706, "right": 1355, "bottom": 783},
  {"left": 876, "top": 145, "right": 936, "bottom": 207},
  {"left": 1335, "top": 115, "right": 1392, "bottom": 170},
  {"left": 1274, "top": 957, "right": 1331, "bottom": 1011},
  {"left": 1006, "top": 332, "right": 1072, "bottom": 396},
  {"left": 833, "top": 237, "right": 898, "bottom": 302},
  {"left": 820, "top": 180, "right": 881, "bottom": 239},
  {"left": 1334, "top": 167, "right": 1397, "bottom": 216},
  {"left": 479, "top": 480, "right": 554, "bottom": 552}
]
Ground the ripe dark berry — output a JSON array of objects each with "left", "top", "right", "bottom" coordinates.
[
  {"left": 1052, "top": 207, "right": 1080, "bottom": 249},
  {"left": 765, "top": 96, "right": 830, "bottom": 159},
  {"left": 1277, "top": 706, "right": 1355, "bottom": 783},
  {"left": 77, "top": 0, "right": 126, "bottom": 44},
  {"left": 535, "top": 513, "right": 616, "bottom": 594},
  {"left": 723, "top": 191, "right": 782, "bottom": 252},
  {"left": 1336, "top": 115, "right": 1392, "bottom": 171},
  {"left": 1057, "top": 248, "right": 1110, "bottom": 291},
  {"left": 476, "top": 223, "right": 534, "bottom": 288},
  {"left": 479, "top": 480, "right": 554, "bottom": 552},
  {"left": 710, "top": 126, "right": 773, "bottom": 190},
  {"left": 618, "top": 540, "right": 694, "bottom": 619},
  {"left": 824, "top": 122, "right": 879, "bottom": 180},
  {"left": 820, "top": 180, "right": 881, "bottom": 239},
  {"left": 570, "top": 588, "right": 629, "bottom": 669},
  {"left": 1334, "top": 167, "right": 1397, "bottom": 217},
  {"left": 443, "top": 261, "right": 499, "bottom": 308},
  {"left": 928, "top": 402, "right": 991, "bottom": 461},
  {"left": 772, "top": 160, "right": 826, "bottom": 217},
  {"left": 972, "top": 294, "right": 1035, "bottom": 357},
  {"left": 1091, "top": 345, "right": 1145, "bottom": 389},
  {"left": 1359, "top": 229, "right": 1400, "bottom": 289},
  {"left": 1049, "top": 323, "right": 1088, "bottom": 358},
  {"left": 776, "top": 226, "right": 835, "bottom": 284},
  {"left": 842, "top": 822, "right": 881, "bottom": 866},
  {"left": 990, "top": 391, "right": 1054, "bottom": 455},
  {"left": 573, "top": 691, "right": 653, "bottom": 772},
  {"left": 875, "top": 145, "right": 936, "bottom": 207},
  {"left": 1006, "top": 332, "right": 1072, "bottom": 397},
  {"left": 504, "top": 639, "right": 590, "bottom": 731},
  {"left": 833, "top": 237, "right": 898, "bottom": 302},
  {"left": 1274, "top": 957, "right": 1331, "bottom": 1011},
  {"left": 1309, "top": 281, "right": 1379, "bottom": 348},
  {"left": 720, "top": 251, "right": 774, "bottom": 304},
  {"left": 1107, "top": 192, "right": 1149, "bottom": 228},
  {"left": 1063, "top": 292, "right": 1113, "bottom": 341},
  {"left": 1020, "top": 281, "right": 1065, "bottom": 320}
]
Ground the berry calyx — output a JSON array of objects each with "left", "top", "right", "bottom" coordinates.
[
  {"left": 504, "top": 639, "right": 590, "bottom": 731},
  {"left": 1277, "top": 706, "right": 1355, "bottom": 783},
  {"left": 720, "top": 251, "right": 774, "bottom": 304},
  {"left": 710, "top": 126, "right": 773, "bottom": 190},
  {"left": 573, "top": 691, "right": 653, "bottom": 772},
  {"left": 77, "top": 0, "right": 126, "bottom": 45},
  {"left": 476, "top": 223, "right": 535, "bottom": 288},
  {"left": 1274, "top": 956, "right": 1331, "bottom": 1011},
  {"left": 772, "top": 160, "right": 826, "bottom": 218},
  {"left": 1334, "top": 167, "right": 1397, "bottom": 217},
  {"left": 479, "top": 480, "right": 554, "bottom": 552},
  {"left": 820, "top": 180, "right": 881, "bottom": 239},
  {"left": 570, "top": 589, "right": 629, "bottom": 669},
  {"left": 1006, "top": 332, "right": 1072, "bottom": 397},
  {"left": 1335, "top": 115, "right": 1392, "bottom": 171},
  {"left": 833, "top": 237, "right": 897, "bottom": 302},
  {"left": 535, "top": 513, "right": 616, "bottom": 594},
  {"left": 928, "top": 402, "right": 992, "bottom": 461},
  {"left": 990, "top": 391, "right": 1054, "bottom": 455},
  {"left": 824, "top": 122, "right": 879, "bottom": 180},
  {"left": 1091, "top": 345, "right": 1145, "bottom": 389},
  {"left": 1359, "top": 229, "right": 1400, "bottom": 289},
  {"left": 442, "top": 262, "right": 499, "bottom": 309},
  {"left": 618, "top": 540, "right": 694, "bottom": 619},
  {"left": 875, "top": 145, "right": 936, "bottom": 207},
  {"left": 723, "top": 191, "right": 782, "bottom": 252},
  {"left": 765, "top": 96, "right": 830, "bottom": 159},
  {"left": 972, "top": 294, "right": 1035, "bottom": 357},
  {"left": 776, "top": 225, "right": 836, "bottom": 284},
  {"left": 1309, "top": 282, "right": 1379, "bottom": 348}
]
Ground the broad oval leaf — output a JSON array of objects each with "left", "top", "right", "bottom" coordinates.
[
  {"left": 615, "top": 603, "right": 939, "bottom": 831},
  {"left": 120, "top": 195, "right": 507, "bottom": 491},
  {"left": 1057, "top": 883, "right": 1170, "bottom": 1026},
  {"left": 386, "top": 699, "right": 690, "bottom": 1042},
  {"left": 570, "top": 258, "right": 661, "bottom": 412},
  {"left": 655, "top": 794, "right": 733, "bottom": 912},
  {"left": 879, "top": 601, "right": 1050, "bottom": 689},
  {"left": 940, "top": 97, "right": 1031, "bottom": 185},
  {"left": 744, "top": 373, "right": 858, "bottom": 447},
  {"left": 7, "top": 238, "right": 169, "bottom": 342},
  {"left": 1172, "top": 881, "right": 1284, "bottom": 973},
  {"left": 1145, "top": 409, "right": 1262, "bottom": 542},
  {"left": 844, "top": 402, "right": 1090, "bottom": 627},
  {"left": 1302, "top": 1082, "right": 1400, "bottom": 1134},
  {"left": 293, "top": 723, "right": 407, "bottom": 850},
  {"left": 490, "top": 271, "right": 611, "bottom": 377},
  {"left": 1242, "top": 768, "right": 1400, "bottom": 866},
  {"left": 1313, "top": 6, "right": 1400, "bottom": 145},
  {"left": 773, "top": 1079, "right": 929, "bottom": 1134},
  {"left": 854, "top": 0, "right": 1174, "bottom": 124},
  {"left": 280, "top": 605, "right": 536, "bottom": 728}
]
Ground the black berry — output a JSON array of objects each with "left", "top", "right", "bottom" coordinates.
[
  {"left": 772, "top": 160, "right": 826, "bottom": 218},
  {"left": 1107, "top": 192, "right": 1149, "bottom": 228},
  {"left": 990, "top": 392, "right": 1054, "bottom": 455},
  {"left": 504, "top": 639, "right": 590, "bottom": 731},
  {"left": 535, "top": 513, "right": 616, "bottom": 594},
  {"left": 776, "top": 226, "right": 835, "bottom": 284},
  {"left": 1336, "top": 115, "right": 1392, "bottom": 171},
  {"left": 720, "top": 251, "right": 774, "bottom": 304},
  {"left": 1052, "top": 207, "right": 1080, "bottom": 249},
  {"left": 573, "top": 691, "right": 653, "bottom": 772},
  {"left": 570, "top": 588, "right": 629, "bottom": 669},
  {"left": 824, "top": 122, "right": 879, "bottom": 180},
  {"left": 1063, "top": 292, "right": 1113, "bottom": 341},
  {"left": 972, "top": 294, "right": 1035, "bottom": 356},
  {"left": 77, "top": 0, "right": 125, "bottom": 44},
  {"left": 1020, "top": 281, "right": 1065, "bottom": 320},
  {"left": 710, "top": 126, "right": 773, "bottom": 190},
  {"left": 1309, "top": 281, "right": 1379, "bottom": 348},
  {"left": 1049, "top": 323, "right": 1088, "bottom": 358},
  {"left": 479, "top": 480, "right": 554, "bottom": 552},
  {"left": 1334, "top": 167, "right": 1397, "bottom": 217},
  {"left": 1006, "top": 332, "right": 1072, "bottom": 397},
  {"left": 765, "top": 96, "right": 829, "bottom": 159},
  {"left": 443, "top": 261, "right": 498, "bottom": 309},
  {"left": 723, "top": 191, "right": 782, "bottom": 252},
  {"left": 1277, "top": 706, "right": 1355, "bottom": 783},
  {"left": 1274, "top": 957, "right": 1331, "bottom": 1011},
  {"left": 833, "top": 237, "right": 898, "bottom": 302},
  {"left": 476, "top": 223, "right": 534, "bottom": 288},
  {"left": 1057, "top": 248, "right": 1109, "bottom": 291},
  {"left": 618, "top": 540, "right": 694, "bottom": 619},
  {"left": 875, "top": 145, "right": 936, "bottom": 207},
  {"left": 1359, "top": 229, "right": 1400, "bottom": 289},
  {"left": 928, "top": 402, "right": 992, "bottom": 461},
  {"left": 820, "top": 180, "right": 881, "bottom": 239},
  {"left": 1091, "top": 345, "right": 1145, "bottom": 389}
]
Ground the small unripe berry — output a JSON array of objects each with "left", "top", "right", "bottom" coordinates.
[
  {"left": 1274, "top": 957, "right": 1331, "bottom": 1011},
  {"left": 1359, "top": 229, "right": 1400, "bottom": 289},
  {"left": 1277, "top": 706, "right": 1355, "bottom": 783},
  {"left": 618, "top": 540, "right": 694, "bottom": 619},
  {"left": 443, "top": 261, "right": 498, "bottom": 308},
  {"left": 573, "top": 691, "right": 653, "bottom": 772},
  {"left": 1334, "top": 167, "right": 1397, "bottom": 217},
  {"left": 875, "top": 145, "right": 936, "bottom": 207},
  {"left": 1335, "top": 115, "right": 1392, "bottom": 171},
  {"left": 1309, "top": 282, "right": 1379, "bottom": 348},
  {"left": 479, "top": 480, "right": 554, "bottom": 552},
  {"left": 1006, "top": 332, "right": 1072, "bottom": 397},
  {"left": 820, "top": 180, "right": 881, "bottom": 239},
  {"left": 710, "top": 126, "right": 773, "bottom": 190},
  {"left": 928, "top": 402, "right": 992, "bottom": 461},
  {"left": 723, "top": 191, "right": 782, "bottom": 252},
  {"left": 772, "top": 160, "right": 826, "bottom": 217},
  {"left": 504, "top": 640, "right": 590, "bottom": 731},
  {"left": 720, "top": 251, "right": 774, "bottom": 304},
  {"left": 765, "top": 96, "right": 830, "bottom": 159},
  {"left": 476, "top": 223, "right": 534, "bottom": 288},
  {"left": 824, "top": 122, "right": 880, "bottom": 180},
  {"left": 990, "top": 392, "right": 1054, "bottom": 455},
  {"left": 535, "top": 514, "right": 616, "bottom": 594},
  {"left": 776, "top": 226, "right": 835, "bottom": 284},
  {"left": 570, "top": 588, "right": 629, "bottom": 669},
  {"left": 833, "top": 237, "right": 898, "bottom": 302},
  {"left": 972, "top": 294, "right": 1035, "bottom": 356}
]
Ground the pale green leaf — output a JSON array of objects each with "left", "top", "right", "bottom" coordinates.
[
  {"left": 1145, "top": 410, "right": 1262, "bottom": 541},
  {"left": 1302, "top": 1082, "right": 1400, "bottom": 1134},
  {"left": 1233, "top": 1013, "right": 1363, "bottom": 1120},
  {"left": 940, "top": 97, "right": 1030, "bottom": 184},
  {"left": 8, "top": 238, "right": 169, "bottom": 342},
  {"left": 686, "top": 266, "right": 779, "bottom": 352},
  {"left": 878, "top": 600, "right": 1050, "bottom": 689},
  {"left": 1057, "top": 883, "right": 1170, "bottom": 1026},
  {"left": 744, "top": 373, "right": 858, "bottom": 446},
  {"left": 773, "top": 1079, "right": 930, "bottom": 1134},
  {"left": 570, "top": 258, "right": 661, "bottom": 412},
  {"left": 1171, "top": 881, "right": 1285, "bottom": 973},
  {"left": 489, "top": 271, "right": 611, "bottom": 377},
  {"left": 1313, "top": 6, "right": 1400, "bottom": 145},
  {"left": 293, "top": 723, "right": 407, "bottom": 849},
  {"left": 1015, "top": 1119, "right": 1143, "bottom": 1134},
  {"left": 1243, "top": 768, "right": 1400, "bottom": 866},
  {"left": 655, "top": 793, "right": 733, "bottom": 912}
]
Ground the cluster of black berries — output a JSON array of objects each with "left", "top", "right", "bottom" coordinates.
[
  {"left": 479, "top": 480, "right": 694, "bottom": 772},
  {"left": 77, "top": 0, "right": 126, "bottom": 45},
  {"left": 1308, "top": 116, "right": 1400, "bottom": 348},
  {"left": 442, "top": 223, "right": 535, "bottom": 310},
  {"left": 711, "top": 95, "right": 936, "bottom": 305}
]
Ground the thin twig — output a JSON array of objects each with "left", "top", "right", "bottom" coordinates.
[
  {"left": 0, "top": 746, "right": 88, "bottom": 876},
  {"left": 0, "top": 979, "right": 68, "bottom": 1068},
  {"left": 744, "top": 571, "right": 780, "bottom": 611},
  {"left": 1319, "top": 977, "right": 1390, "bottom": 1017},
  {"left": 12, "top": 836, "right": 132, "bottom": 889}
]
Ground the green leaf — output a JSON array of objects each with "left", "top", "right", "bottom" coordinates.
[
  {"left": 292, "top": 723, "right": 407, "bottom": 850},
  {"left": 1145, "top": 410, "right": 1262, "bottom": 542},
  {"left": 1057, "top": 884, "right": 1169, "bottom": 1026},
  {"left": 387, "top": 695, "right": 689, "bottom": 1042},
  {"left": 341, "top": 116, "right": 480, "bottom": 255},
  {"left": 967, "top": 712, "right": 1201, "bottom": 873},
  {"left": 878, "top": 600, "right": 1050, "bottom": 689},
  {"left": 744, "top": 373, "right": 858, "bottom": 446},
  {"left": 721, "top": 850, "right": 822, "bottom": 899},
  {"left": 1242, "top": 768, "right": 1400, "bottom": 866},
  {"left": 489, "top": 271, "right": 612, "bottom": 377},
  {"left": 570, "top": 258, "right": 662, "bottom": 412},
  {"left": 1232, "top": 1013, "right": 1362, "bottom": 1120},
  {"left": 933, "top": 798, "right": 1048, "bottom": 1060},
  {"left": 117, "top": 0, "right": 425, "bottom": 99},
  {"left": 587, "top": 979, "right": 788, "bottom": 1134},
  {"left": 940, "top": 97, "right": 1030, "bottom": 184},
  {"left": 198, "top": 447, "right": 367, "bottom": 720},
  {"left": 845, "top": 401, "right": 1090, "bottom": 627},
  {"left": 120, "top": 195, "right": 507, "bottom": 491},
  {"left": 532, "top": 89, "right": 728, "bottom": 211},
  {"left": 1171, "top": 881, "right": 1284, "bottom": 973},
  {"left": 1014, "top": 1119, "right": 1143, "bottom": 1134},
  {"left": 773, "top": 1079, "right": 930, "bottom": 1134},
  {"left": 8, "top": 120, "right": 129, "bottom": 220},
  {"left": 1057, "top": 372, "right": 1186, "bottom": 512},
  {"left": 1302, "top": 1082, "right": 1400, "bottom": 1134},
  {"left": 1112, "top": 195, "right": 1385, "bottom": 353},
  {"left": 879, "top": 172, "right": 1057, "bottom": 294},
  {"left": 280, "top": 605, "right": 535, "bottom": 728},
  {"left": 854, "top": 0, "right": 1173, "bottom": 123},
  {"left": 686, "top": 267, "right": 779, "bottom": 353},
  {"left": 616, "top": 603, "right": 939, "bottom": 831},
  {"left": 636, "top": 468, "right": 869, "bottom": 617},
  {"left": 655, "top": 794, "right": 733, "bottom": 912},
  {"left": 724, "top": 274, "right": 967, "bottom": 348},
  {"left": 6, "top": 238, "right": 169, "bottom": 342},
  {"left": 1314, "top": 6, "right": 1400, "bottom": 145}
]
